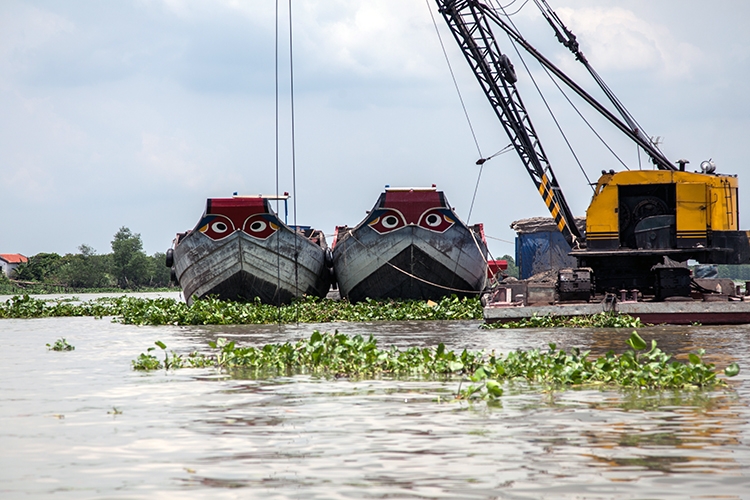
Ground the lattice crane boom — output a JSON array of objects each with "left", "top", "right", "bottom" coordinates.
[{"left": 436, "top": 0, "right": 583, "bottom": 247}]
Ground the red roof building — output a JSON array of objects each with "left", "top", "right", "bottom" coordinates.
[{"left": 0, "top": 254, "right": 28, "bottom": 277}]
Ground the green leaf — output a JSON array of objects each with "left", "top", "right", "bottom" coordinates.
[
  {"left": 484, "top": 379, "right": 503, "bottom": 398},
  {"left": 724, "top": 362, "right": 740, "bottom": 377},
  {"left": 448, "top": 361, "right": 464, "bottom": 372},
  {"left": 626, "top": 331, "right": 647, "bottom": 351},
  {"left": 470, "top": 367, "right": 487, "bottom": 381},
  {"left": 436, "top": 343, "right": 446, "bottom": 357},
  {"left": 688, "top": 353, "right": 701, "bottom": 365},
  {"left": 154, "top": 340, "right": 167, "bottom": 350}
]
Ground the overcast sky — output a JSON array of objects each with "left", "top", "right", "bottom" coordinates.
[{"left": 2, "top": 0, "right": 749, "bottom": 260}]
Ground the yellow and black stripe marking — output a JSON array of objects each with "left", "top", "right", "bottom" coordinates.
[
  {"left": 538, "top": 174, "right": 568, "bottom": 234},
  {"left": 586, "top": 231, "right": 618, "bottom": 241},
  {"left": 677, "top": 231, "right": 708, "bottom": 238}
]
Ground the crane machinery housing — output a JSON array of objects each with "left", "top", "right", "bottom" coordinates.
[{"left": 435, "top": 0, "right": 750, "bottom": 300}]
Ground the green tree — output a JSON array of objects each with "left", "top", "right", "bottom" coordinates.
[
  {"left": 13, "top": 253, "right": 65, "bottom": 283},
  {"left": 500, "top": 254, "right": 519, "bottom": 279},
  {"left": 148, "top": 252, "right": 172, "bottom": 288},
  {"left": 111, "top": 227, "right": 150, "bottom": 289},
  {"left": 717, "top": 264, "right": 750, "bottom": 281},
  {"left": 0, "top": 269, "right": 12, "bottom": 292},
  {"left": 58, "top": 244, "right": 113, "bottom": 288}
]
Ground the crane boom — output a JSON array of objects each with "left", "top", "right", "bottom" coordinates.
[
  {"left": 436, "top": 0, "right": 750, "bottom": 299},
  {"left": 436, "top": 0, "right": 583, "bottom": 247},
  {"left": 437, "top": 0, "right": 675, "bottom": 172}
]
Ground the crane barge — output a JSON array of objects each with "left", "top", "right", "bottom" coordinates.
[{"left": 435, "top": 0, "right": 750, "bottom": 301}]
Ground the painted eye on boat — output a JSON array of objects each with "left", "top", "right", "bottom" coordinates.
[
  {"left": 368, "top": 210, "right": 405, "bottom": 234},
  {"left": 249, "top": 220, "right": 267, "bottom": 232},
  {"left": 382, "top": 215, "right": 400, "bottom": 229},
  {"left": 199, "top": 215, "right": 235, "bottom": 240},
  {"left": 418, "top": 209, "right": 455, "bottom": 233},
  {"left": 425, "top": 214, "right": 442, "bottom": 227},
  {"left": 243, "top": 214, "right": 279, "bottom": 239}
]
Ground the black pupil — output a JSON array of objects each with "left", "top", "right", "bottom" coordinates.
[
  {"left": 216, "top": 223, "right": 226, "bottom": 231},
  {"left": 252, "top": 222, "right": 263, "bottom": 230},
  {"left": 385, "top": 216, "right": 397, "bottom": 225},
  {"left": 428, "top": 215, "right": 438, "bottom": 224}
]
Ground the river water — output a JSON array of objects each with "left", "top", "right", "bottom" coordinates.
[{"left": 1, "top": 294, "right": 749, "bottom": 499}]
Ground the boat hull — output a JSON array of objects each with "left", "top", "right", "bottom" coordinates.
[
  {"left": 174, "top": 229, "right": 330, "bottom": 305},
  {"left": 171, "top": 196, "right": 331, "bottom": 305},
  {"left": 334, "top": 225, "right": 487, "bottom": 302},
  {"left": 332, "top": 188, "right": 488, "bottom": 302}
]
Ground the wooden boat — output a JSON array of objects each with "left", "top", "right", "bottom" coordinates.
[
  {"left": 168, "top": 195, "right": 332, "bottom": 305},
  {"left": 332, "top": 186, "right": 489, "bottom": 302}
]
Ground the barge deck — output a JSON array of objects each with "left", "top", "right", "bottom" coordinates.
[{"left": 484, "top": 298, "right": 750, "bottom": 325}]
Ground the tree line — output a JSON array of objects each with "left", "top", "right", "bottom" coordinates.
[{"left": 2, "top": 227, "right": 173, "bottom": 291}]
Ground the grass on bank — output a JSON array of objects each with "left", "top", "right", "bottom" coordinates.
[
  {"left": 132, "top": 331, "right": 741, "bottom": 401},
  {"left": 1, "top": 294, "right": 646, "bottom": 327}
]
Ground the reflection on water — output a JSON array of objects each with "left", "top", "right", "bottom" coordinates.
[{"left": 1, "top": 303, "right": 749, "bottom": 499}]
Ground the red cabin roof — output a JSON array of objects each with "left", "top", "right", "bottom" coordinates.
[
  {"left": 0, "top": 254, "right": 28, "bottom": 264},
  {"left": 382, "top": 188, "right": 444, "bottom": 224}
]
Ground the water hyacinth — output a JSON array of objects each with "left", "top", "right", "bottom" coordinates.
[
  {"left": 0, "top": 294, "right": 483, "bottom": 324},
  {"left": 117, "top": 295, "right": 485, "bottom": 325},
  {"left": 46, "top": 338, "right": 75, "bottom": 351},
  {"left": 0, "top": 294, "right": 126, "bottom": 319},
  {"left": 132, "top": 331, "right": 740, "bottom": 401},
  {"left": 483, "top": 311, "right": 645, "bottom": 329},
  {"left": 133, "top": 331, "right": 484, "bottom": 378},
  {"left": 1, "top": 294, "right": 647, "bottom": 328}
]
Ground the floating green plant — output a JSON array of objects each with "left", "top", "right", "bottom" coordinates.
[
  {"left": 1, "top": 294, "right": 482, "bottom": 324},
  {"left": 131, "top": 331, "right": 739, "bottom": 400},
  {"left": 115, "top": 295, "right": 484, "bottom": 325},
  {"left": 46, "top": 338, "right": 74, "bottom": 351},
  {"left": 483, "top": 311, "right": 645, "bottom": 329},
  {"left": 1, "top": 294, "right": 124, "bottom": 319}
]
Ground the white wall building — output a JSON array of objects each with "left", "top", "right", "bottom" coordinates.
[{"left": 0, "top": 254, "right": 28, "bottom": 277}]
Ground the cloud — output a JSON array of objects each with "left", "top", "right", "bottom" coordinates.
[
  {"left": 138, "top": 133, "right": 206, "bottom": 190},
  {"left": 1, "top": 0, "right": 749, "bottom": 259},
  {"left": 556, "top": 6, "right": 701, "bottom": 79},
  {"left": 296, "top": 1, "right": 439, "bottom": 80},
  {"left": 0, "top": 3, "right": 75, "bottom": 84}
]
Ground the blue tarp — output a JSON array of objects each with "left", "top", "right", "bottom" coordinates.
[{"left": 516, "top": 231, "right": 577, "bottom": 279}]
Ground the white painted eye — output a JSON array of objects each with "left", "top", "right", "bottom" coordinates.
[
  {"left": 250, "top": 220, "right": 267, "bottom": 232},
  {"left": 426, "top": 213, "right": 442, "bottom": 227},
  {"left": 382, "top": 215, "right": 400, "bottom": 228},
  {"left": 212, "top": 221, "right": 228, "bottom": 233}
]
